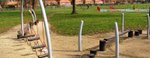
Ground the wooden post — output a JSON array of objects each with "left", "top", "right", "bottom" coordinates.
[
  {"left": 99, "top": 40, "right": 106, "bottom": 51},
  {"left": 114, "top": 22, "right": 119, "bottom": 58},
  {"left": 39, "top": 0, "right": 52, "bottom": 58},
  {"left": 78, "top": 20, "right": 84, "bottom": 51}
]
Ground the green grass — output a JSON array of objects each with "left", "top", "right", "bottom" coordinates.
[
  {"left": 0, "top": 10, "right": 38, "bottom": 33},
  {"left": 50, "top": 11, "right": 147, "bottom": 35},
  {"left": 0, "top": 3, "right": 149, "bottom": 35},
  {"left": 0, "top": 11, "right": 20, "bottom": 33},
  {"left": 46, "top": 3, "right": 149, "bottom": 35}
]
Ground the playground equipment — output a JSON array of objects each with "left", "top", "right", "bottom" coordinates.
[
  {"left": 29, "top": 9, "right": 37, "bottom": 22},
  {"left": 85, "top": 23, "right": 133, "bottom": 58},
  {"left": 147, "top": 14, "right": 150, "bottom": 38},
  {"left": 20, "top": 0, "right": 24, "bottom": 36},
  {"left": 14, "top": 1, "right": 149, "bottom": 58},
  {"left": 114, "top": 22, "right": 119, "bottom": 58},
  {"left": 17, "top": 0, "right": 52, "bottom": 58},
  {"left": 121, "top": 13, "right": 124, "bottom": 32},
  {"left": 83, "top": 13, "right": 150, "bottom": 58},
  {"left": 78, "top": 20, "right": 84, "bottom": 51}
]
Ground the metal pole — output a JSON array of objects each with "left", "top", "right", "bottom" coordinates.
[
  {"left": 21, "top": 0, "right": 24, "bottom": 36},
  {"left": 121, "top": 13, "right": 124, "bottom": 32},
  {"left": 115, "top": 22, "right": 119, "bottom": 58},
  {"left": 29, "top": 10, "right": 35, "bottom": 22},
  {"left": 147, "top": 14, "right": 150, "bottom": 39},
  {"left": 31, "top": 9, "right": 37, "bottom": 21},
  {"left": 149, "top": 7, "right": 150, "bottom": 16},
  {"left": 38, "top": 0, "right": 52, "bottom": 58},
  {"left": 78, "top": 20, "right": 84, "bottom": 51}
]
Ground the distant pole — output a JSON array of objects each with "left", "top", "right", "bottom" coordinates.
[
  {"left": 121, "top": 13, "right": 124, "bottom": 32},
  {"left": 39, "top": 0, "right": 52, "bottom": 58},
  {"left": 147, "top": 14, "right": 150, "bottom": 39},
  {"left": 21, "top": 0, "right": 24, "bottom": 36},
  {"left": 114, "top": 22, "right": 119, "bottom": 58},
  {"left": 149, "top": 7, "right": 150, "bottom": 16},
  {"left": 78, "top": 20, "right": 84, "bottom": 51}
]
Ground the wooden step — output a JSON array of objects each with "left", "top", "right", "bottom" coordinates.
[
  {"left": 38, "top": 53, "right": 48, "bottom": 58},
  {"left": 28, "top": 36, "right": 40, "bottom": 41},
  {"left": 32, "top": 44, "right": 46, "bottom": 49}
]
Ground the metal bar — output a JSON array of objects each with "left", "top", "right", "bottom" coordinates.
[
  {"left": 38, "top": 0, "right": 52, "bottom": 58},
  {"left": 31, "top": 9, "right": 37, "bottom": 21},
  {"left": 147, "top": 14, "right": 150, "bottom": 39},
  {"left": 21, "top": 0, "right": 24, "bottom": 36},
  {"left": 107, "top": 30, "right": 130, "bottom": 42},
  {"left": 114, "top": 22, "right": 119, "bottom": 58},
  {"left": 29, "top": 10, "right": 35, "bottom": 22},
  {"left": 78, "top": 20, "right": 84, "bottom": 51},
  {"left": 121, "top": 13, "right": 124, "bottom": 32}
]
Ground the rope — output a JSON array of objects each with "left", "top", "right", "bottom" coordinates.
[{"left": 42, "top": 21, "right": 46, "bottom": 44}]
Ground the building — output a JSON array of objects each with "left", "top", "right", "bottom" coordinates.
[
  {"left": 45, "top": 0, "right": 103, "bottom": 6},
  {"left": 0, "top": 0, "right": 149, "bottom": 8},
  {"left": 103, "top": 0, "right": 150, "bottom": 4},
  {"left": 0, "top": 0, "right": 19, "bottom": 8}
]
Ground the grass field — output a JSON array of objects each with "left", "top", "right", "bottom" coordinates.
[
  {"left": 0, "top": 11, "right": 20, "bottom": 33},
  {"left": 47, "top": 4, "right": 149, "bottom": 35},
  {"left": 0, "top": 10, "right": 33, "bottom": 33},
  {"left": 49, "top": 10, "right": 147, "bottom": 35},
  {"left": 0, "top": 3, "right": 149, "bottom": 35}
]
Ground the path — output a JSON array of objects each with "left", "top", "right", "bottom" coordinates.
[{"left": 0, "top": 25, "right": 37, "bottom": 58}]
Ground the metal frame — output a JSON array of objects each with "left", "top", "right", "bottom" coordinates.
[
  {"left": 20, "top": 0, "right": 53, "bottom": 58},
  {"left": 21, "top": 0, "right": 24, "bottom": 36},
  {"left": 29, "top": 9, "right": 37, "bottom": 22},
  {"left": 29, "top": 9, "right": 35, "bottom": 22},
  {"left": 121, "top": 13, "right": 124, "bottom": 32},
  {"left": 31, "top": 9, "right": 37, "bottom": 21},
  {"left": 147, "top": 14, "right": 150, "bottom": 39},
  {"left": 114, "top": 22, "right": 119, "bottom": 58},
  {"left": 78, "top": 20, "right": 84, "bottom": 51},
  {"left": 38, "top": 0, "right": 52, "bottom": 58}
]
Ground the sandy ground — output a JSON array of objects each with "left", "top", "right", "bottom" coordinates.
[
  {"left": 0, "top": 25, "right": 37, "bottom": 58},
  {"left": 1, "top": 25, "right": 150, "bottom": 58},
  {"left": 95, "top": 31, "right": 150, "bottom": 58}
]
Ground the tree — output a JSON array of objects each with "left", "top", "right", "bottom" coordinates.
[
  {"left": 31, "top": 0, "right": 38, "bottom": 9},
  {"left": 0, "top": 0, "right": 6, "bottom": 8},
  {"left": 24, "top": 0, "right": 28, "bottom": 8},
  {"left": 71, "top": 0, "right": 76, "bottom": 14},
  {"left": 82, "top": 0, "right": 86, "bottom": 4},
  {"left": 56, "top": 0, "right": 61, "bottom": 6},
  {"left": 92, "top": 0, "right": 95, "bottom": 4},
  {"left": 43, "top": 0, "right": 46, "bottom": 7}
]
